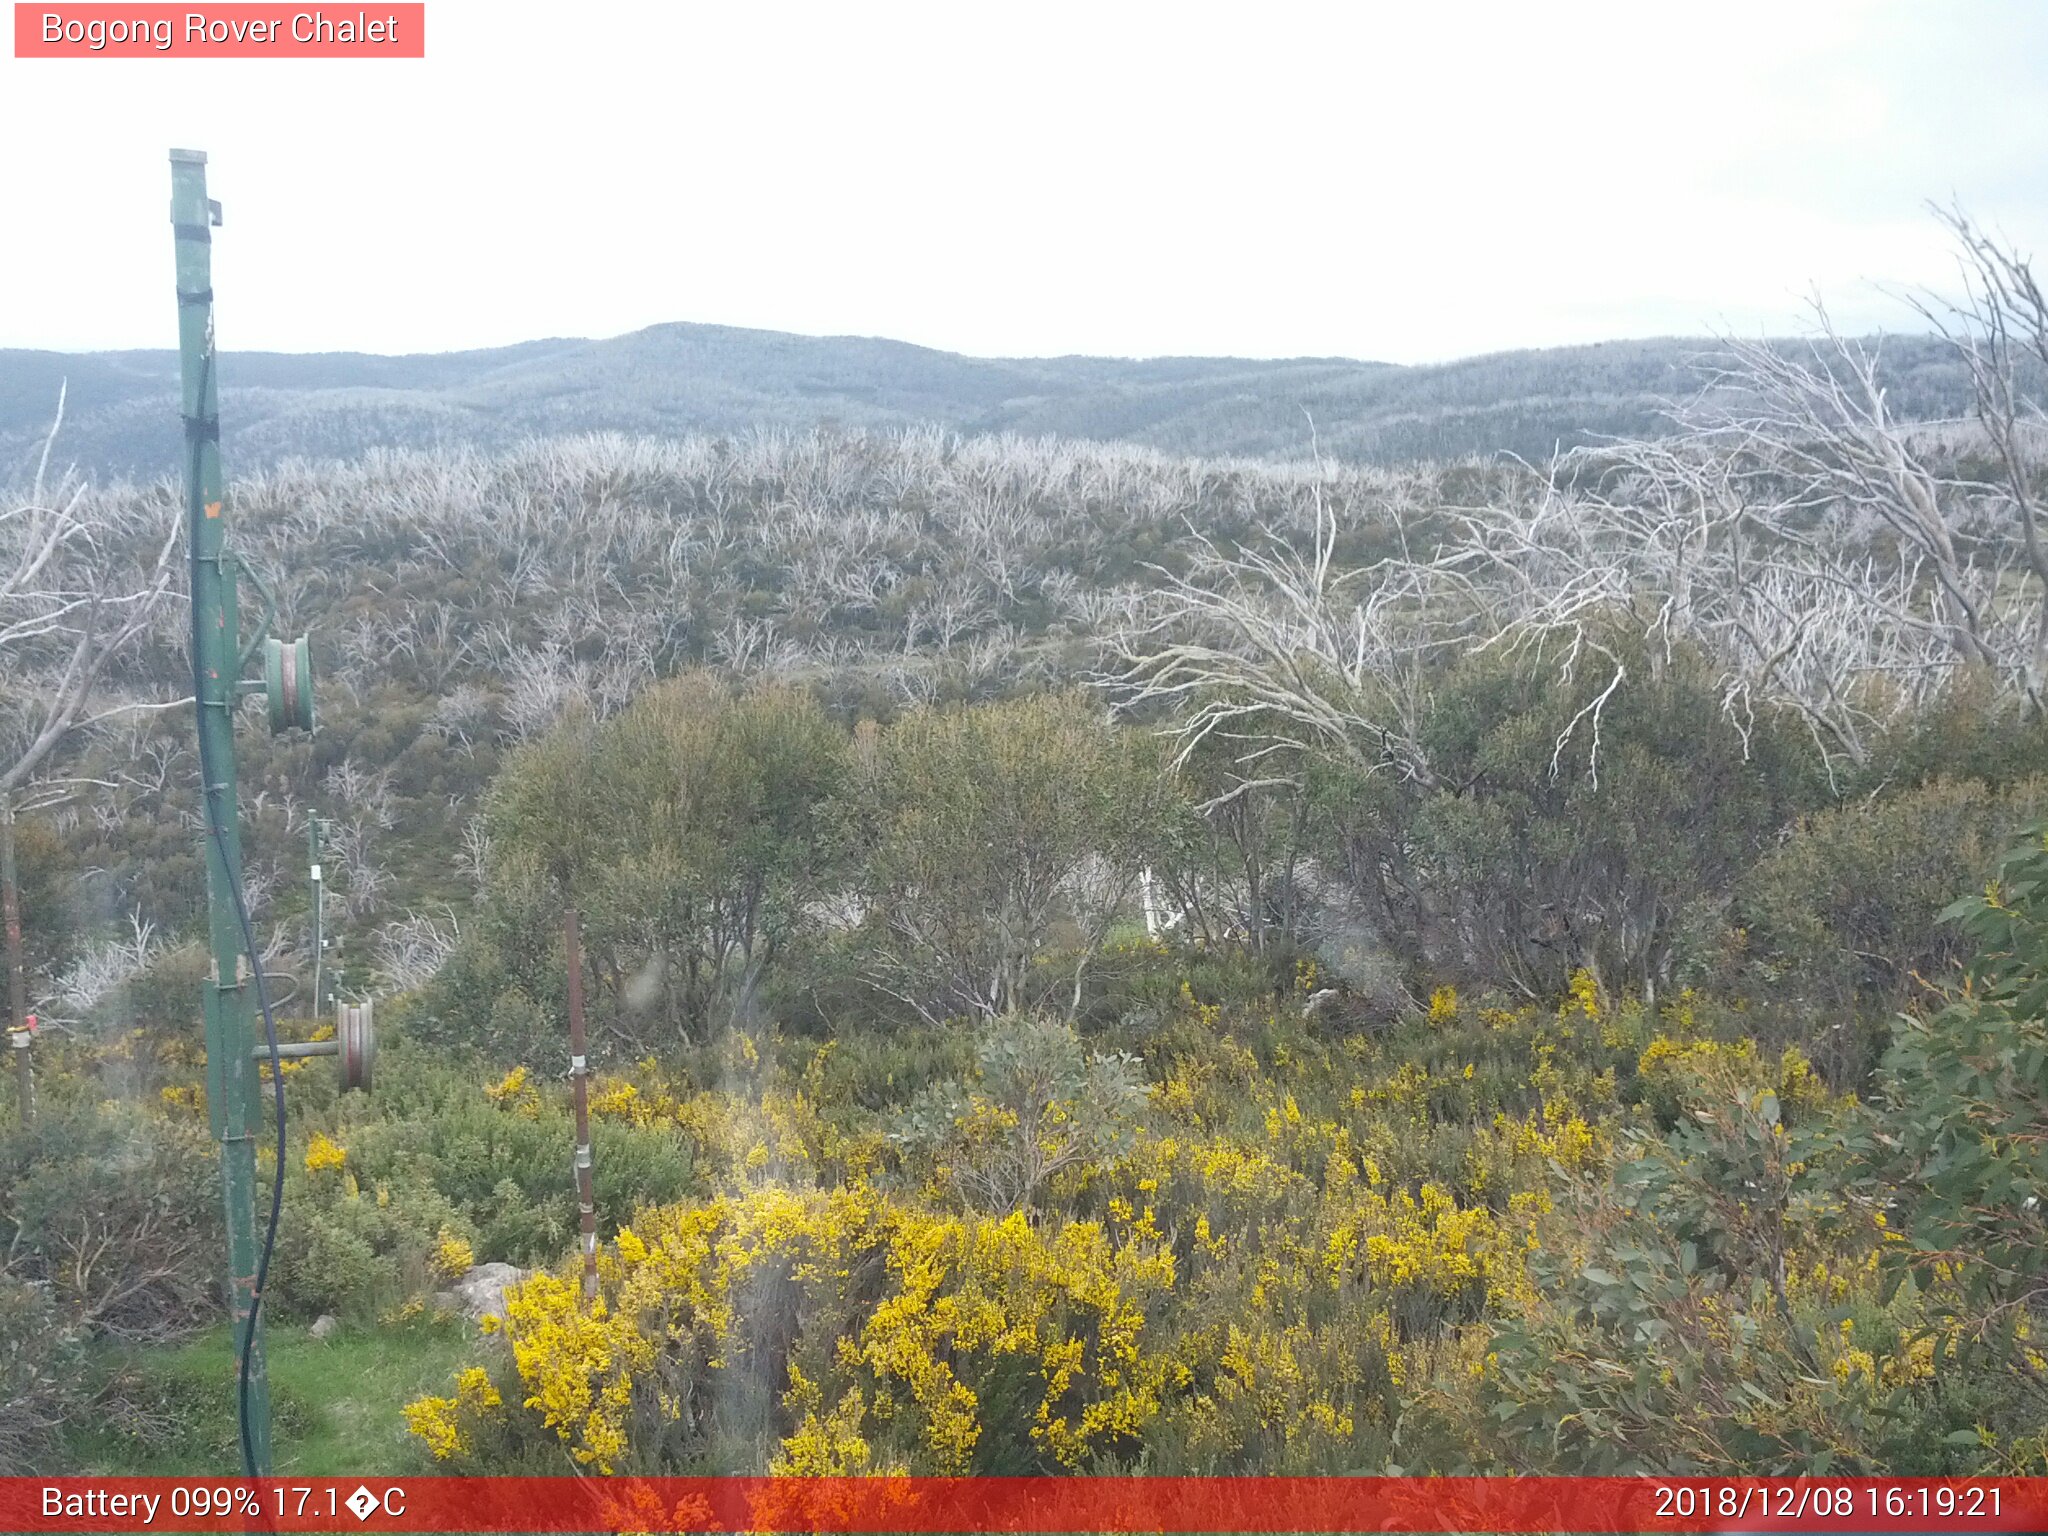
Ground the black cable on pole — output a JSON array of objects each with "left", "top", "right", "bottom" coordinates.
[{"left": 187, "top": 346, "right": 288, "bottom": 1481}]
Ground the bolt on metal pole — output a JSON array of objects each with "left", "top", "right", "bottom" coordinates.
[
  {"left": 566, "top": 908, "right": 598, "bottom": 1304},
  {"left": 171, "top": 147, "right": 271, "bottom": 1475}
]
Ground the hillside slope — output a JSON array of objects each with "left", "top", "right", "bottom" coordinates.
[{"left": 0, "top": 323, "right": 1975, "bottom": 481}]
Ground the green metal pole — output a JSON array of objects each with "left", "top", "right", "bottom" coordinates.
[{"left": 171, "top": 147, "right": 271, "bottom": 1475}]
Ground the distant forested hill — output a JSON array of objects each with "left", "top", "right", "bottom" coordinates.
[{"left": 0, "top": 322, "right": 1976, "bottom": 481}]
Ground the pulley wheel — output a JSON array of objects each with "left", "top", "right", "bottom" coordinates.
[
  {"left": 338, "top": 1000, "right": 374, "bottom": 1093},
  {"left": 264, "top": 634, "right": 315, "bottom": 734}
]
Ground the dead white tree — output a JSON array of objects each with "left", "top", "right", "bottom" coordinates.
[
  {"left": 373, "top": 907, "right": 461, "bottom": 991},
  {"left": 501, "top": 644, "right": 591, "bottom": 741},
  {"left": 39, "top": 910, "right": 167, "bottom": 1028},
  {"left": 1698, "top": 316, "right": 2004, "bottom": 677},
  {"left": 424, "top": 682, "right": 494, "bottom": 749},
  {"left": 1907, "top": 203, "right": 2048, "bottom": 701},
  {"left": 1111, "top": 211, "right": 2048, "bottom": 797},
  {"left": 322, "top": 757, "right": 395, "bottom": 831},
  {"left": 2, "top": 391, "right": 182, "bottom": 793},
  {"left": 1410, "top": 433, "right": 1986, "bottom": 784},
  {"left": 456, "top": 814, "right": 493, "bottom": 895},
  {"left": 1107, "top": 492, "right": 1445, "bottom": 798},
  {"left": 1, "top": 391, "right": 181, "bottom": 1067}
]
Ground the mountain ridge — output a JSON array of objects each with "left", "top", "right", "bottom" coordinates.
[{"left": 0, "top": 320, "right": 1974, "bottom": 482}]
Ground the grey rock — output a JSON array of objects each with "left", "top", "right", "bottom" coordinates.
[{"left": 452, "top": 1261, "right": 527, "bottom": 1323}]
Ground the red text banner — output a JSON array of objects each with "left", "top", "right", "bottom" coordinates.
[
  {"left": 14, "top": 5, "right": 424, "bottom": 57},
  {"left": 2, "top": 1476, "right": 2043, "bottom": 1533}
]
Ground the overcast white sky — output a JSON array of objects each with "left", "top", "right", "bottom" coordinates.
[{"left": 4, "top": 0, "right": 2046, "bottom": 364}]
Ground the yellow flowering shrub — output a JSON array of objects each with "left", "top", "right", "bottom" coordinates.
[
  {"left": 158, "top": 1083, "right": 205, "bottom": 1116},
  {"left": 432, "top": 1229, "right": 477, "bottom": 1281},
  {"left": 1636, "top": 1035, "right": 1836, "bottom": 1126},
  {"left": 394, "top": 952, "right": 2042, "bottom": 1479},
  {"left": 417, "top": 1184, "right": 1182, "bottom": 1474},
  {"left": 403, "top": 1364, "right": 504, "bottom": 1461},
  {"left": 1564, "top": 967, "right": 1601, "bottom": 1021},
  {"left": 585, "top": 1077, "right": 644, "bottom": 1122}
]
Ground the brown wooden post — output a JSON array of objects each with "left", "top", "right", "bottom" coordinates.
[
  {"left": 1, "top": 793, "right": 32, "bottom": 1129},
  {"left": 566, "top": 907, "right": 598, "bottom": 1304}
]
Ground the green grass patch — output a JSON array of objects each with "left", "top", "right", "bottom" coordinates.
[{"left": 72, "top": 1313, "right": 477, "bottom": 1477}]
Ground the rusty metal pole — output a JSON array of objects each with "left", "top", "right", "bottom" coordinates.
[
  {"left": 1, "top": 793, "right": 32, "bottom": 1128},
  {"left": 565, "top": 908, "right": 598, "bottom": 1304}
]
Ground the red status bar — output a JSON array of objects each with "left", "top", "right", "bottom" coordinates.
[{"left": 4, "top": 1476, "right": 2041, "bottom": 1533}]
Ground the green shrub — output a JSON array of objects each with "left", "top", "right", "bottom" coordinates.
[
  {"left": 1487, "top": 1196, "right": 1991, "bottom": 1475},
  {"left": 289, "top": 1048, "right": 694, "bottom": 1274},
  {"left": 1739, "top": 776, "right": 2048, "bottom": 1015},
  {"left": 0, "top": 1276, "right": 88, "bottom": 1473},
  {"left": 471, "top": 674, "right": 852, "bottom": 1048},
  {"left": 5, "top": 813, "right": 81, "bottom": 988},
  {"left": 269, "top": 1153, "right": 476, "bottom": 1320},
  {"left": 846, "top": 690, "right": 1181, "bottom": 1021},
  {"left": 893, "top": 1014, "right": 1148, "bottom": 1215},
  {"left": 1877, "top": 820, "right": 2048, "bottom": 1360},
  {"left": 1859, "top": 680, "right": 2048, "bottom": 796},
  {"left": 1316, "top": 634, "right": 1813, "bottom": 1003},
  {"left": 786, "top": 1021, "right": 974, "bottom": 1114},
  {"left": 0, "top": 1101, "right": 220, "bottom": 1341}
]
